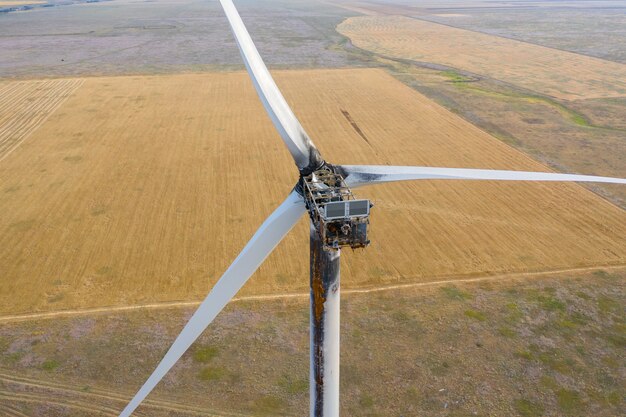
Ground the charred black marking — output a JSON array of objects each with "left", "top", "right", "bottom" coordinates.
[
  {"left": 354, "top": 172, "right": 384, "bottom": 183},
  {"left": 299, "top": 141, "right": 325, "bottom": 176},
  {"left": 310, "top": 230, "right": 340, "bottom": 417},
  {"left": 340, "top": 109, "right": 371, "bottom": 146}
]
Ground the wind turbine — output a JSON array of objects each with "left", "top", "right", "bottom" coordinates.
[{"left": 119, "top": 1, "right": 626, "bottom": 416}]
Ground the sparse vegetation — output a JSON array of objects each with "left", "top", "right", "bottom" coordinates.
[
  {"left": 252, "top": 395, "right": 286, "bottom": 416},
  {"left": 359, "top": 393, "right": 374, "bottom": 408},
  {"left": 441, "top": 285, "right": 471, "bottom": 301},
  {"left": 514, "top": 398, "right": 544, "bottom": 416},
  {"left": 41, "top": 359, "right": 59, "bottom": 371},
  {"left": 556, "top": 388, "right": 584, "bottom": 415},
  {"left": 464, "top": 309, "right": 486, "bottom": 321},
  {"left": 0, "top": 270, "right": 623, "bottom": 415},
  {"left": 198, "top": 366, "right": 225, "bottom": 381},
  {"left": 193, "top": 345, "right": 219, "bottom": 363},
  {"left": 278, "top": 374, "right": 308, "bottom": 394}
]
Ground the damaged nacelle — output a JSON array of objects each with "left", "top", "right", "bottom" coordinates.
[{"left": 299, "top": 164, "right": 372, "bottom": 250}]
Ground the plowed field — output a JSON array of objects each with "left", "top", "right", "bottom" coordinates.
[
  {"left": 337, "top": 16, "right": 626, "bottom": 100},
  {"left": 0, "top": 69, "right": 624, "bottom": 315}
]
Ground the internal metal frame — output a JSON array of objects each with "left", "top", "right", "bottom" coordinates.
[{"left": 300, "top": 165, "right": 371, "bottom": 250}]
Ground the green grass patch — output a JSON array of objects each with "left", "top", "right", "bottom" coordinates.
[
  {"left": 514, "top": 398, "right": 544, "bottom": 416},
  {"left": 440, "top": 70, "right": 473, "bottom": 84},
  {"left": 448, "top": 80, "right": 595, "bottom": 129},
  {"left": 597, "top": 295, "right": 619, "bottom": 314},
  {"left": 605, "top": 332, "right": 626, "bottom": 348},
  {"left": 540, "top": 375, "right": 559, "bottom": 391},
  {"left": 498, "top": 326, "right": 516, "bottom": 338},
  {"left": 252, "top": 395, "right": 286, "bottom": 416},
  {"left": 0, "top": 337, "right": 8, "bottom": 353},
  {"left": 569, "top": 311, "right": 589, "bottom": 325},
  {"left": 42, "top": 359, "right": 60, "bottom": 371},
  {"left": 557, "top": 319, "right": 577, "bottom": 330},
  {"left": 587, "top": 388, "right": 621, "bottom": 407},
  {"left": 441, "top": 285, "right": 471, "bottom": 301},
  {"left": 575, "top": 291, "right": 591, "bottom": 300},
  {"left": 193, "top": 345, "right": 218, "bottom": 363},
  {"left": 504, "top": 302, "right": 523, "bottom": 323},
  {"left": 464, "top": 309, "right": 486, "bottom": 321},
  {"left": 537, "top": 350, "right": 574, "bottom": 374},
  {"left": 278, "top": 374, "right": 308, "bottom": 394},
  {"left": 538, "top": 295, "right": 566, "bottom": 312},
  {"left": 556, "top": 388, "right": 584, "bottom": 415},
  {"left": 592, "top": 270, "right": 619, "bottom": 280},
  {"left": 516, "top": 349, "right": 533, "bottom": 360},
  {"left": 4, "top": 351, "right": 24, "bottom": 365},
  {"left": 198, "top": 366, "right": 225, "bottom": 381},
  {"left": 359, "top": 393, "right": 374, "bottom": 408},
  {"left": 430, "top": 360, "right": 451, "bottom": 376}
]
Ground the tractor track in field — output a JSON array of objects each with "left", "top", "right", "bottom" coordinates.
[
  {"left": 0, "top": 264, "right": 623, "bottom": 323},
  {"left": 0, "top": 372, "right": 249, "bottom": 417},
  {"left": 0, "top": 78, "right": 83, "bottom": 162}
]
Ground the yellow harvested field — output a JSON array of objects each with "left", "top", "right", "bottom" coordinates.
[
  {"left": 337, "top": 16, "right": 626, "bottom": 100},
  {"left": 0, "top": 1, "right": 45, "bottom": 6},
  {"left": 0, "top": 79, "right": 83, "bottom": 161},
  {"left": 0, "top": 69, "right": 624, "bottom": 315}
]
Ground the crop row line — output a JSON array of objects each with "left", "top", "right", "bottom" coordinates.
[
  {"left": 0, "top": 79, "right": 82, "bottom": 140},
  {"left": 0, "top": 79, "right": 83, "bottom": 161}
]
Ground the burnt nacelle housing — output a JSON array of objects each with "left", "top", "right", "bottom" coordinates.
[{"left": 301, "top": 166, "right": 371, "bottom": 250}]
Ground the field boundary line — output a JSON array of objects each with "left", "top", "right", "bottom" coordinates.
[{"left": 0, "top": 264, "right": 623, "bottom": 323}]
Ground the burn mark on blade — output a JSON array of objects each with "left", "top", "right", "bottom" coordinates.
[
  {"left": 299, "top": 140, "right": 325, "bottom": 176},
  {"left": 335, "top": 166, "right": 385, "bottom": 186},
  {"left": 353, "top": 172, "right": 385, "bottom": 183}
]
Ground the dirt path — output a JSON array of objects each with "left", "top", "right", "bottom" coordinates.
[
  {"left": 0, "top": 372, "right": 249, "bottom": 417},
  {"left": 1, "top": 264, "right": 623, "bottom": 323}
]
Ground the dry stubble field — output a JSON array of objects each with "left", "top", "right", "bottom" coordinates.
[
  {"left": 337, "top": 16, "right": 626, "bottom": 100},
  {"left": 0, "top": 68, "right": 624, "bottom": 316},
  {"left": 0, "top": 79, "right": 83, "bottom": 161}
]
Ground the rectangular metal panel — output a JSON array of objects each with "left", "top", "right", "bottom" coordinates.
[
  {"left": 324, "top": 201, "right": 347, "bottom": 219},
  {"left": 348, "top": 200, "right": 369, "bottom": 216}
]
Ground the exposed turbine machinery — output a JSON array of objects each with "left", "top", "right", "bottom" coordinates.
[
  {"left": 299, "top": 164, "right": 372, "bottom": 250},
  {"left": 118, "top": 1, "right": 626, "bottom": 416}
]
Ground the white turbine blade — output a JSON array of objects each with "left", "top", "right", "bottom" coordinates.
[
  {"left": 219, "top": 0, "right": 322, "bottom": 171},
  {"left": 340, "top": 165, "right": 626, "bottom": 188},
  {"left": 119, "top": 190, "right": 306, "bottom": 417}
]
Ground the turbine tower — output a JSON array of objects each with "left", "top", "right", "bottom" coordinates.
[{"left": 119, "top": 1, "right": 626, "bottom": 416}]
